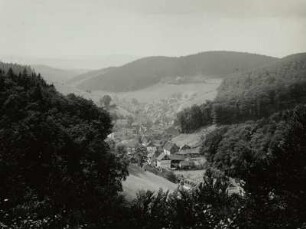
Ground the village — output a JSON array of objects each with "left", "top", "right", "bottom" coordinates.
[
  {"left": 107, "top": 108, "right": 211, "bottom": 190},
  {"left": 107, "top": 108, "right": 244, "bottom": 195}
]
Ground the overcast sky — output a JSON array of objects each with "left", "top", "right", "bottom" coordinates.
[{"left": 0, "top": 0, "right": 306, "bottom": 68}]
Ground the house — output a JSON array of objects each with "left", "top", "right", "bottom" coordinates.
[
  {"left": 146, "top": 141, "right": 158, "bottom": 154},
  {"left": 169, "top": 154, "right": 185, "bottom": 169},
  {"left": 153, "top": 140, "right": 165, "bottom": 152},
  {"left": 147, "top": 151, "right": 160, "bottom": 166},
  {"left": 163, "top": 142, "right": 179, "bottom": 155},
  {"left": 180, "top": 144, "right": 191, "bottom": 150},
  {"left": 176, "top": 147, "right": 201, "bottom": 158},
  {"left": 156, "top": 152, "right": 185, "bottom": 169},
  {"left": 156, "top": 152, "right": 171, "bottom": 169}
]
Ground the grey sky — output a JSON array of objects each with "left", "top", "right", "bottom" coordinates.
[{"left": 0, "top": 0, "right": 305, "bottom": 68}]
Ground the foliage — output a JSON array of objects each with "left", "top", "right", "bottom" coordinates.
[
  {"left": 134, "top": 145, "right": 148, "bottom": 167},
  {"left": 2, "top": 58, "right": 306, "bottom": 228},
  {"left": 177, "top": 101, "right": 213, "bottom": 133},
  {"left": 201, "top": 105, "right": 306, "bottom": 228},
  {"left": 132, "top": 105, "right": 306, "bottom": 228},
  {"left": 214, "top": 53, "right": 306, "bottom": 124},
  {"left": 127, "top": 169, "right": 241, "bottom": 229},
  {"left": 100, "top": 94, "right": 112, "bottom": 108},
  {"left": 0, "top": 68, "right": 128, "bottom": 228},
  {"left": 77, "top": 51, "right": 276, "bottom": 92},
  {"left": 177, "top": 53, "right": 306, "bottom": 132}
]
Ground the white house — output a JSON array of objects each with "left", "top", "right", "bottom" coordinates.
[{"left": 156, "top": 152, "right": 171, "bottom": 169}]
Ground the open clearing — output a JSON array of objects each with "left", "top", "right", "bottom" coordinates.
[
  {"left": 122, "top": 165, "right": 178, "bottom": 201},
  {"left": 174, "top": 170, "right": 206, "bottom": 184},
  {"left": 111, "top": 79, "right": 221, "bottom": 103},
  {"left": 57, "top": 79, "right": 221, "bottom": 103},
  {"left": 172, "top": 125, "right": 217, "bottom": 147}
]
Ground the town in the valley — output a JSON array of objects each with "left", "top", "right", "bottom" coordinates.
[{"left": 106, "top": 101, "right": 242, "bottom": 194}]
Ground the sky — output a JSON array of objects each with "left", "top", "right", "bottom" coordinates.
[{"left": 0, "top": 0, "right": 306, "bottom": 69}]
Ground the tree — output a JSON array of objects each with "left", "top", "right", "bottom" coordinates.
[
  {"left": 134, "top": 145, "right": 147, "bottom": 167},
  {"left": 0, "top": 69, "right": 128, "bottom": 228},
  {"left": 100, "top": 94, "right": 112, "bottom": 108},
  {"left": 202, "top": 105, "right": 306, "bottom": 228}
]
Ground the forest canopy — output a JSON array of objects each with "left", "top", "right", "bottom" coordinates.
[
  {"left": 177, "top": 53, "right": 306, "bottom": 132},
  {"left": 0, "top": 67, "right": 128, "bottom": 228}
]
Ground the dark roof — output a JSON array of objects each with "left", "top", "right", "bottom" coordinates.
[
  {"left": 169, "top": 154, "right": 185, "bottom": 161},
  {"left": 180, "top": 145, "right": 191, "bottom": 150},
  {"left": 156, "top": 152, "right": 168, "bottom": 161},
  {"left": 157, "top": 153, "right": 185, "bottom": 161},
  {"left": 164, "top": 142, "right": 179, "bottom": 151},
  {"left": 177, "top": 147, "right": 200, "bottom": 155}
]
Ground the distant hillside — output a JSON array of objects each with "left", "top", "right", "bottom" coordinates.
[
  {"left": 176, "top": 52, "right": 306, "bottom": 132},
  {"left": 68, "top": 66, "right": 116, "bottom": 86},
  {"left": 0, "top": 61, "right": 32, "bottom": 74},
  {"left": 75, "top": 51, "right": 277, "bottom": 92},
  {"left": 217, "top": 53, "right": 306, "bottom": 100},
  {"left": 32, "top": 65, "right": 85, "bottom": 84},
  {"left": 214, "top": 53, "right": 306, "bottom": 123}
]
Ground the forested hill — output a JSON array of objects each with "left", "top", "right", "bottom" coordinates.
[
  {"left": 217, "top": 53, "right": 306, "bottom": 100},
  {"left": 67, "top": 66, "right": 117, "bottom": 86},
  {"left": 177, "top": 52, "right": 306, "bottom": 132},
  {"left": 0, "top": 66, "right": 129, "bottom": 227},
  {"left": 214, "top": 52, "right": 306, "bottom": 124},
  {"left": 175, "top": 53, "right": 306, "bottom": 228},
  {"left": 74, "top": 51, "right": 277, "bottom": 92}
]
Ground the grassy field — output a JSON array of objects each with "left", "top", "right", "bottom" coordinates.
[
  {"left": 122, "top": 165, "right": 178, "bottom": 201},
  {"left": 57, "top": 79, "right": 221, "bottom": 103},
  {"left": 55, "top": 80, "right": 222, "bottom": 120},
  {"left": 173, "top": 169, "right": 206, "bottom": 184},
  {"left": 172, "top": 125, "right": 216, "bottom": 147},
  {"left": 112, "top": 79, "right": 221, "bottom": 103}
]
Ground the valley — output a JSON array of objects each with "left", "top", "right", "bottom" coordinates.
[
  {"left": 30, "top": 51, "right": 284, "bottom": 198},
  {"left": 2, "top": 50, "right": 306, "bottom": 228},
  {"left": 2, "top": 0, "right": 306, "bottom": 227}
]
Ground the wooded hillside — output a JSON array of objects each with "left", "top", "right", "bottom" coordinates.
[{"left": 75, "top": 51, "right": 277, "bottom": 92}]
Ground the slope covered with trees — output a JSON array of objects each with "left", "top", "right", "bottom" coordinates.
[
  {"left": 177, "top": 53, "right": 306, "bottom": 132},
  {"left": 75, "top": 51, "right": 277, "bottom": 92},
  {"left": 2, "top": 59, "right": 306, "bottom": 228},
  {"left": 67, "top": 66, "right": 116, "bottom": 86},
  {"left": 0, "top": 67, "right": 128, "bottom": 228},
  {"left": 214, "top": 53, "right": 306, "bottom": 124},
  {"left": 200, "top": 105, "right": 306, "bottom": 228},
  {"left": 173, "top": 53, "right": 306, "bottom": 228}
]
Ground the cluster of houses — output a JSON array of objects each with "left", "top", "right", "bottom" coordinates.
[
  {"left": 110, "top": 126, "right": 206, "bottom": 171},
  {"left": 142, "top": 139, "right": 205, "bottom": 170}
]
